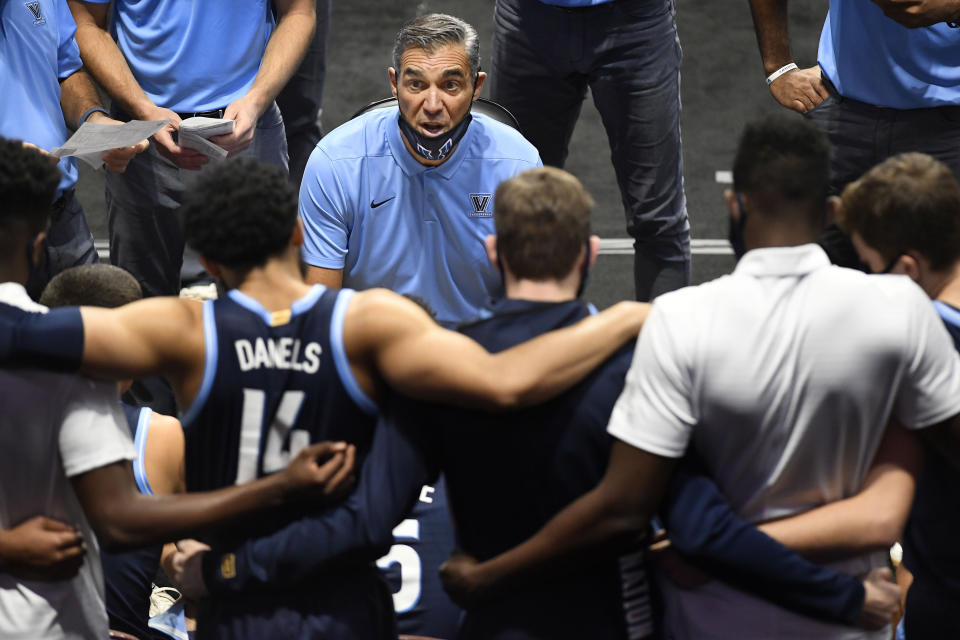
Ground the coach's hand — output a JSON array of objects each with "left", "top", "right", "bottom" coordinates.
[
  {"left": 0, "top": 516, "right": 85, "bottom": 581},
  {"left": 82, "top": 111, "right": 151, "bottom": 173},
  {"left": 857, "top": 567, "right": 902, "bottom": 630},
  {"left": 281, "top": 441, "right": 357, "bottom": 503},
  {"left": 210, "top": 96, "right": 261, "bottom": 157},
  {"left": 169, "top": 538, "right": 210, "bottom": 599},
  {"left": 768, "top": 66, "right": 829, "bottom": 114},
  {"left": 870, "top": 0, "right": 960, "bottom": 27},
  {"left": 136, "top": 105, "right": 208, "bottom": 171},
  {"left": 439, "top": 551, "right": 487, "bottom": 608}
]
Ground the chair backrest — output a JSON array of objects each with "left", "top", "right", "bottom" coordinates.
[{"left": 350, "top": 97, "right": 520, "bottom": 131}]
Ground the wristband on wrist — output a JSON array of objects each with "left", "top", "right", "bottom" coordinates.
[
  {"left": 766, "top": 62, "right": 798, "bottom": 86},
  {"left": 78, "top": 106, "right": 109, "bottom": 127}
]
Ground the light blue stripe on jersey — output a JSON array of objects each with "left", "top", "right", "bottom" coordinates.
[
  {"left": 181, "top": 300, "right": 218, "bottom": 426},
  {"left": 133, "top": 407, "right": 155, "bottom": 496},
  {"left": 935, "top": 300, "right": 960, "bottom": 327},
  {"left": 227, "top": 285, "right": 328, "bottom": 324},
  {"left": 0, "top": 0, "right": 82, "bottom": 196},
  {"left": 83, "top": 0, "right": 273, "bottom": 112},
  {"left": 227, "top": 289, "right": 274, "bottom": 325},
  {"left": 330, "top": 289, "right": 378, "bottom": 416},
  {"left": 291, "top": 285, "right": 327, "bottom": 316},
  {"left": 818, "top": 0, "right": 960, "bottom": 108}
]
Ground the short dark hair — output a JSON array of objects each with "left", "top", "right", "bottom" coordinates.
[
  {"left": 732, "top": 115, "right": 831, "bottom": 218},
  {"left": 0, "top": 137, "right": 60, "bottom": 234},
  {"left": 39, "top": 263, "right": 143, "bottom": 308},
  {"left": 494, "top": 167, "right": 593, "bottom": 281},
  {"left": 181, "top": 158, "right": 298, "bottom": 272},
  {"left": 392, "top": 13, "right": 480, "bottom": 80},
  {"left": 839, "top": 153, "right": 960, "bottom": 270}
]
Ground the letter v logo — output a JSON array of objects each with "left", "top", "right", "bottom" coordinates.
[
  {"left": 470, "top": 193, "right": 492, "bottom": 216},
  {"left": 25, "top": 2, "right": 44, "bottom": 24}
]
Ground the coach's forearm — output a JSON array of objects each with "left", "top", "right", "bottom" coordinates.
[
  {"left": 59, "top": 70, "right": 107, "bottom": 130},
  {"left": 68, "top": 1, "right": 157, "bottom": 117},
  {"left": 243, "top": 0, "right": 316, "bottom": 115},
  {"left": 748, "top": 0, "right": 795, "bottom": 73}
]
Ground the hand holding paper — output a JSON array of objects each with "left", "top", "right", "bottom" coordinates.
[
  {"left": 51, "top": 120, "right": 166, "bottom": 170},
  {"left": 178, "top": 117, "right": 236, "bottom": 161}
]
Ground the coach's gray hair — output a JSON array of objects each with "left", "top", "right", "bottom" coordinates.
[{"left": 392, "top": 13, "right": 480, "bottom": 81}]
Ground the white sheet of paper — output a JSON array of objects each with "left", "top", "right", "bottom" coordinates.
[
  {"left": 178, "top": 117, "right": 234, "bottom": 160},
  {"left": 51, "top": 120, "right": 169, "bottom": 168}
]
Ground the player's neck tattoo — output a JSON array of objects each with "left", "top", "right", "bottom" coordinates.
[{"left": 398, "top": 113, "right": 472, "bottom": 163}]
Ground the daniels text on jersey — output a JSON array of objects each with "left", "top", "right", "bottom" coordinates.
[{"left": 234, "top": 337, "right": 322, "bottom": 374}]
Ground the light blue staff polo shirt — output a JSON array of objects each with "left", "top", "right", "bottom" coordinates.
[
  {"left": 84, "top": 0, "right": 274, "bottom": 113},
  {"left": 0, "top": 0, "right": 82, "bottom": 196},
  {"left": 299, "top": 108, "right": 542, "bottom": 326},
  {"left": 819, "top": 0, "right": 960, "bottom": 109}
]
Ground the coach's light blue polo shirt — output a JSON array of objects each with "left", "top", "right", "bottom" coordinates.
[
  {"left": 299, "top": 107, "right": 542, "bottom": 326},
  {"left": 0, "top": 0, "right": 82, "bottom": 197},
  {"left": 819, "top": 0, "right": 960, "bottom": 109},
  {"left": 85, "top": 0, "right": 274, "bottom": 113}
]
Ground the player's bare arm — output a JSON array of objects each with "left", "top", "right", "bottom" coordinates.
[
  {"left": 68, "top": 0, "right": 206, "bottom": 170},
  {"left": 440, "top": 441, "right": 674, "bottom": 606},
  {"left": 757, "top": 420, "right": 920, "bottom": 563},
  {"left": 57, "top": 67, "right": 148, "bottom": 172},
  {"left": 305, "top": 265, "right": 343, "bottom": 289},
  {"left": 344, "top": 288, "right": 650, "bottom": 410},
  {"left": 0, "top": 516, "right": 85, "bottom": 581},
  {"left": 748, "top": 0, "right": 828, "bottom": 113},
  {"left": 78, "top": 297, "right": 205, "bottom": 404},
  {"left": 144, "top": 413, "right": 187, "bottom": 496},
  {"left": 209, "top": 0, "right": 316, "bottom": 155},
  {"left": 71, "top": 440, "right": 354, "bottom": 552}
]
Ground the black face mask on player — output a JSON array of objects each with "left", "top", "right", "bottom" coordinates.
[{"left": 398, "top": 112, "right": 473, "bottom": 163}]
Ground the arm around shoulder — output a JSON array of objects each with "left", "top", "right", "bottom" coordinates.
[{"left": 346, "top": 290, "right": 649, "bottom": 410}]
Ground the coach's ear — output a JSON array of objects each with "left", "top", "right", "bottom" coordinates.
[
  {"left": 472, "top": 71, "right": 487, "bottom": 101},
  {"left": 388, "top": 67, "right": 398, "bottom": 98},
  {"left": 485, "top": 234, "right": 498, "bottom": 268}
]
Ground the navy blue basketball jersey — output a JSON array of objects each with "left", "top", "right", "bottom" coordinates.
[
  {"left": 180, "top": 286, "right": 377, "bottom": 494},
  {"left": 902, "top": 300, "right": 960, "bottom": 638},
  {"left": 424, "top": 298, "right": 651, "bottom": 640},
  {"left": 377, "top": 476, "right": 462, "bottom": 638},
  {"left": 102, "top": 404, "right": 165, "bottom": 640},
  {"left": 180, "top": 286, "right": 392, "bottom": 639}
]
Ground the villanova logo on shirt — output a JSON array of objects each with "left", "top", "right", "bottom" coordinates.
[
  {"left": 25, "top": 2, "right": 45, "bottom": 24},
  {"left": 469, "top": 193, "right": 492, "bottom": 218}
]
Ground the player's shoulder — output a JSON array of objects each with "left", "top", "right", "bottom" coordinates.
[
  {"left": 466, "top": 113, "right": 541, "bottom": 164},
  {"left": 811, "top": 266, "right": 929, "bottom": 307},
  {"left": 316, "top": 107, "right": 395, "bottom": 162}
]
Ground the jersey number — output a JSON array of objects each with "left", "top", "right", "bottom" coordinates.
[
  {"left": 235, "top": 388, "right": 308, "bottom": 484},
  {"left": 376, "top": 519, "right": 422, "bottom": 613}
]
